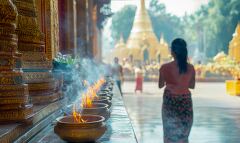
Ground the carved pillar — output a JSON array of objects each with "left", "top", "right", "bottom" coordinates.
[
  {"left": 0, "top": 0, "right": 33, "bottom": 122},
  {"left": 92, "top": 5, "right": 102, "bottom": 61},
  {"left": 87, "top": 0, "right": 94, "bottom": 58},
  {"left": 35, "top": 0, "right": 60, "bottom": 60},
  {"left": 58, "top": 0, "right": 77, "bottom": 56},
  {"left": 92, "top": 6, "right": 98, "bottom": 59},
  {"left": 14, "top": 0, "right": 62, "bottom": 104},
  {"left": 76, "top": 0, "right": 88, "bottom": 58},
  {"left": 58, "top": 0, "right": 67, "bottom": 54},
  {"left": 46, "top": 0, "right": 60, "bottom": 59}
]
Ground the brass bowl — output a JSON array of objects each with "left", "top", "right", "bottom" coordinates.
[
  {"left": 93, "top": 96, "right": 112, "bottom": 108},
  {"left": 97, "top": 92, "right": 112, "bottom": 100},
  {"left": 81, "top": 103, "right": 110, "bottom": 121},
  {"left": 54, "top": 115, "right": 106, "bottom": 142},
  {"left": 100, "top": 88, "right": 111, "bottom": 93}
]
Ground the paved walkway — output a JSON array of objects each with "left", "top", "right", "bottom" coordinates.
[{"left": 122, "top": 82, "right": 240, "bottom": 143}]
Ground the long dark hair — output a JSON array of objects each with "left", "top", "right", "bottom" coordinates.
[{"left": 171, "top": 38, "right": 188, "bottom": 74}]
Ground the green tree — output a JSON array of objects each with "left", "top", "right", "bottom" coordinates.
[
  {"left": 110, "top": 5, "right": 136, "bottom": 42},
  {"left": 182, "top": 0, "right": 240, "bottom": 57}
]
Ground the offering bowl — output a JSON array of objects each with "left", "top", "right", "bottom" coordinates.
[
  {"left": 81, "top": 103, "right": 110, "bottom": 121},
  {"left": 54, "top": 115, "right": 106, "bottom": 142}
]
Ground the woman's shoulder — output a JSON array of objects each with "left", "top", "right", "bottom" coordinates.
[
  {"left": 160, "top": 62, "right": 173, "bottom": 71},
  {"left": 187, "top": 63, "right": 195, "bottom": 71}
]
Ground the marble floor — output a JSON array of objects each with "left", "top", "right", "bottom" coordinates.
[{"left": 122, "top": 82, "right": 240, "bottom": 143}]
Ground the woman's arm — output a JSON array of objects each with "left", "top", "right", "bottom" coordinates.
[
  {"left": 158, "top": 67, "right": 165, "bottom": 88},
  {"left": 189, "top": 66, "right": 195, "bottom": 89}
]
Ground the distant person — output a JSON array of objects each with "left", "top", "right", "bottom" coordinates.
[
  {"left": 159, "top": 38, "right": 195, "bottom": 143},
  {"left": 134, "top": 66, "right": 143, "bottom": 93},
  {"left": 112, "top": 57, "right": 124, "bottom": 95}
]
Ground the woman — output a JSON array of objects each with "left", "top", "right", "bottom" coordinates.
[
  {"left": 135, "top": 66, "right": 143, "bottom": 93},
  {"left": 159, "top": 38, "right": 195, "bottom": 143}
]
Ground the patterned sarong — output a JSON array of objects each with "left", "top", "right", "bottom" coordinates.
[{"left": 162, "top": 90, "right": 193, "bottom": 143}]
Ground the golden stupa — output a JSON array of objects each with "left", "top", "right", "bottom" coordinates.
[
  {"left": 229, "top": 22, "right": 240, "bottom": 62},
  {"left": 113, "top": 0, "right": 170, "bottom": 63}
]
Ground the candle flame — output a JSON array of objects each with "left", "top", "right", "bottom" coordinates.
[
  {"left": 72, "top": 104, "right": 86, "bottom": 123},
  {"left": 81, "top": 78, "right": 106, "bottom": 108}
]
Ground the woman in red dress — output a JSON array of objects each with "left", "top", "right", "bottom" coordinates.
[
  {"left": 135, "top": 66, "right": 143, "bottom": 93},
  {"left": 159, "top": 38, "right": 195, "bottom": 143}
]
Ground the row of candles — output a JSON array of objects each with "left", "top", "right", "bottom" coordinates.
[
  {"left": 72, "top": 78, "right": 106, "bottom": 123},
  {"left": 54, "top": 77, "right": 114, "bottom": 142}
]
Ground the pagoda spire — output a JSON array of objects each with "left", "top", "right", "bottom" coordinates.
[
  {"left": 235, "top": 22, "right": 240, "bottom": 36},
  {"left": 119, "top": 34, "right": 124, "bottom": 43},
  {"left": 127, "top": 0, "right": 158, "bottom": 48},
  {"left": 160, "top": 33, "right": 164, "bottom": 43},
  {"left": 140, "top": 0, "right": 146, "bottom": 10},
  {"left": 232, "top": 22, "right": 240, "bottom": 38},
  {"left": 229, "top": 22, "right": 240, "bottom": 62}
]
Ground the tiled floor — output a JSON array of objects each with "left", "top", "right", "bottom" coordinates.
[{"left": 122, "top": 82, "right": 240, "bottom": 143}]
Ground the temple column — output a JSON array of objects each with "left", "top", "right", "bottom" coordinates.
[
  {"left": 76, "top": 0, "right": 88, "bottom": 58},
  {"left": 35, "top": 0, "right": 60, "bottom": 60},
  {"left": 92, "top": 4, "right": 102, "bottom": 61},
  {"left": 66, "top": 0, "right": 77, "bottom": 56},
  {"left": 57, "top": 0, "right": 77, "bottom": 56}
]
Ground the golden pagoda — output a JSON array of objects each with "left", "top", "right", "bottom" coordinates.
[
  {"left": 229, "top": 22, "right": 240, "bottom": 62},
  {"left": 113, "top": 0, "right": 170, "bottom": 63}
]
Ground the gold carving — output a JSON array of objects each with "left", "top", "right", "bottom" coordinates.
[
  {"left": 0, "top": 104, "right": 33, "bottom": 122},
  {"left": 31, "top": 91, "right": 62, "bottom": 104},
  {"left": 0, "top": 0, "right": 32, "bottom": 122},
  {"left": 0, "top": 0, "right": 18, "bottom": 24},
  {"left": 0, "top": 89, "right": 28, "bottom": 97},
  {"left": 12, "top": 0, "right": 62, "bottom": 105},
  {"left": 44, "top": 0, "right": 59, "bottom": 59},
  {"left": 14, "top": 0, "right": 49, "bottom": 64},
  {"left": 0, "top": 95, "right": 28, "bottom": 105},
  {"left": 28, "top": 80, "right": 58, "bottom": 91},
  {"left": 0, "top": 72, "right": 23, "bottom": 85},
  {"left": 23, "top": 71, "right": 53, "bottom": 83},
  {"left": 0, "top": 84, "right": 28, "bottom": 91}
]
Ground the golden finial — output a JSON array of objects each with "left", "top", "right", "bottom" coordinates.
[
  {"left": 236, "top": 22, "right": 240, "bottom": 36},
  {"left": 140, "top": 0, "right": 146, "bottom": 10},
  {"left": 119, "top": 34, "right": 124, "bottom": 43}
]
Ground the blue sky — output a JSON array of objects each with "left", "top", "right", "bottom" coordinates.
[{"left": 111, "top": 0, "right": 210, "bottom": 17}]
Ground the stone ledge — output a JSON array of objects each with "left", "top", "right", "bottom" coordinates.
[{"left": 0, "top": 98, "right": 67, "bottom": 143}]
